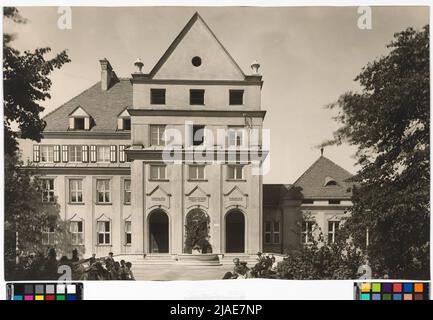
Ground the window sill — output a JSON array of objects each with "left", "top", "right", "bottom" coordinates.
[
  {"left": 188, "top": 179, "right": 208, "bottom": 182},
  {"left": 96, "top": 244, "right": 112, "bottom": 247},
  {"left": 68, "top": 202, "right": 85, "bottom": 205},
  {"left": 148, "top": 179, "right": 169, "bottom": 182},
  {"left": 226, "top": 179, "right": 246, "bottom": 182},
  {"left": 123, "top": 202, "right": 131, "bottom": 206},
  {"left": 96, "top": 203, "right": 112, "bottom": 206},
  {"left": 124, "top": 244, "right": 132, "bottom": 247}
]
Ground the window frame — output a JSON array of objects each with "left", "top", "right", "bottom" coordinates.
[
  {"left": 70, "top": 220, "right": 84, "bottom": 245},
  {"left": 69, "top": 179, "right": 83, "bottom": 204},
  {"left": 149, "top": 165, "right": 167, "bottom": 180},
  {"left": 124, "top": 179, "right": 131, "bottom": 204},
  {"left": 96, "top": 179, "right": 111, "bottom": 204},
  {"left": 68, "top": 145, "right": 83, "bottom": 163},
  {"left": 150, "top": 125, "right": 166, "bottom": 146},
  {"left": 227, "top": 165, "right": 244, "bottom": 180},
  {"left": 40, "top": 145, "right": 54, "bottom": 163},
  {"left": 328, "top": 220, "right": 340, "bottom": 244},
  {"left": 96, "top": 145, "right": 111, "bottom": 163},
  {"left": 125, "top": 221, "right": 132, "bottom": 245},
  {"left": 42, "top": 225, "right": 56, "bottom": 245},
  {"left": 190, "top": 89, "right": 205, "bottom": 105},
  {"left": 229, "top": 89, "right": 244, "bottom": 105},
  {"left": 189, "top": 165, "right": 205, "bottom": 180},
  {"left": 74, "top": 117, "right": 85, "bottom": 130},
  {"left": 150, "top": 88, "right": 166, "bottom": 105},
  {"left": 264, "top": 221, "right": 272, "bottom": 244},
  {"left": 192, "top": 125, "right": 205, "bottom": 146},
  {"left": 227, "top": 127, "right": 244, "bottom": 147},
  {"left": 41, "top": 178, "right": 55, "bottom": 203},
  {"left": 302, "top": 221, "right": 315, "bottom": 244},
  {"left": 96, "top": 220, "right": 111, "bottom": 245}
]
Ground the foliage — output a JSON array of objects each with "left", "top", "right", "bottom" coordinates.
[
  {"left": 3, "top": 7, "right": 70, "bottom": 156},
  {"left": 184, "top": 209, "right": 211, "bottom": 253},
  {"left": 322, "top": 25, "right": 430, "bottom": 279},
  {"left": 276, "top": 220, "right": 365, "bottom": 280},
  {"left": 3, "top": 7, "right": 73, "bottom": 280}
]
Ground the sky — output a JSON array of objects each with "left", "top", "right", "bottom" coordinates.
[{"left": 4, "top": 6, "right": 429, "bottom": 183}]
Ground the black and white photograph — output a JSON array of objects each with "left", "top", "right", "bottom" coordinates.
[{"left": 2, "top": 4, "right": 430, "bottom": 284}]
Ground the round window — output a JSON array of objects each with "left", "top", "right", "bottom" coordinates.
[{"left": 192, "top": 56, "right": 202, "bottom": 67}]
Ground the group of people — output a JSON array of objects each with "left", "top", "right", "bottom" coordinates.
[
  {"left": 223, "top": 252, "right": 280, "bottom": 279},
  {"left": 16, "top": 248, "right": 135, "bottom": 280}
]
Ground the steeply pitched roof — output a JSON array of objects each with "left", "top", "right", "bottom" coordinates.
[
  {"left": 149, "top": 12, "right": 245, "bottom": 79},
  {"left": 43, "top": 79, "right": 132, "bottom": 133},
  {"left": 291, "top": 156, "right": 354, "bottom": 199}
]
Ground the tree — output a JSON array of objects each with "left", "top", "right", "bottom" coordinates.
[
  {"left": 3, "top": 7, "right": 70, "bottom": 156},
  {"left": 323, "top": 26, "right": 429, "bottom": 279},
  {"left": 4, "top": 7, "right": 72, "bottom": 279}
]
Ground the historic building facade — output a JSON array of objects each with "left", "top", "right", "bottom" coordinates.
[
  {"left": 18, "top": 13, "right": 353, "bottom": 259},
  {"left": 19, "top": 13, "right": 266, "bottom": 258}
]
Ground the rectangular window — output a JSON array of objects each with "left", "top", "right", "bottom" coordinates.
[
  {"left": 190, "top": 89, "right": 205, "bottom": 105},
  {"left": 273, "top": 221, "right": 280, "bottom": 244},
  {"left": 70, "top": 221, "right": 84, "bottom": 245},
  {"left": 302, "top": 221, "right": 314, "bottom": 244},
  {"left": 328, "top": 221, "right": 340, "bottom": 244},
  {"left": 97, "top": 221, "right": 111, "bottom": 245},
  {"left": 42, "top": 226, "right": 55, "bottom": 245},
  {"left": 69, "top": 179, "right": 83, "bottom": 203},
  {"left": 189, "top": 165, "right": 205, "bottom": 180},
  {"left": 125, "top": 221, "right": 132, "bottom": 245},
  {"left": 229, "top": 90, "right": 244, "bottom": 105},
  {"left": 40, "top": 145, "right": 54, "bottom": 163},
  {"left": 74, "top": 117, "right": 85, "bottom": 130},
  {"left": 68, "top": 145, "right": 83, "bottom": 162},
  {"left": 192, "top": 125, "right": 205, "bottom": 146},
  {"left": 265, "top": 221, "right": 272, "bottom": 244},
  {"left": 124, "top": 179, "right": 131, "bottom": 204},
  {"left": 228, "top": 127, "right": 244, "bottom": 147},
  {"left": 123, "top": 118, "right": 131, "bottom": 131},
  {"left": 41, "top": 179, "right": 55, "bottom": 203},
  {"left": 227, "top": 165, "right": 243, "bottom": 180},
  {"left": 97, "top": 146, "right": 111, "bottom": 162},
  {"left": 150, "top": 89, "right": 166, "bottom": 105},
  {"left": 150, "top": 165, "right": 166, "bottom": 180},
  {"left": 96, "top": 179, "right": 111, "bottom": 204},
  {"left": 150, "top": 125, "right": 166, "bottom": 146}
]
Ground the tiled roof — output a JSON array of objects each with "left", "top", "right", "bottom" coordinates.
[
  {"left": 43, "top": 79, "right": 132, "bottom": 133},
  {"left": 291, "top": 156, "right": 354, "bottom": 199}
]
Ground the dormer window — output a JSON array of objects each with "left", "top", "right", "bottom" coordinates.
[
  {"left": 117, "top": 108, "right": 131, "bottom": 131},
  {"left": 68, "top": 106, "right": 91, "bottom": 130},
  {"left": 324, "top": 176, "right": 338, "bottom": 186}
]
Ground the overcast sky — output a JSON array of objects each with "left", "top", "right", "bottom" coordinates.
[{"left": 4, "top": 6, "right": 429, "bottom": 183}]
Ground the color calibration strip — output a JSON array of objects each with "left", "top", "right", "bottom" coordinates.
[
  {"left": 7, "top": 283, "right": 83, "bottom": 301},
  {"left": 355, "top": 282, "right": 430, "bottom": 300}
]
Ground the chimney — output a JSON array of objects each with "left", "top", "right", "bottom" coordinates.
[{"left": 99, "top": 58, "right": 116, "bottom": 91}]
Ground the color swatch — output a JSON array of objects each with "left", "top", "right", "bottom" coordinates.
[
  {"left": 7, "top": 283, "right": 83, "bottom": 301},
  {"left": 355, "top": 282, "right": 429, "bottom": 300}
]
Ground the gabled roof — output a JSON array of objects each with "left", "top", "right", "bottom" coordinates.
[
  {"left": 291, "top": 156, "right": 354, "bottom": 199},
  {"left": 43, "top": 79, "right": 132, "bottom": 133},
  {"left": 149, "top": 12, "right": 245, "bottom": 79},
  {"left": 68, "top": 105, "right": 91, "bottom": 117}
]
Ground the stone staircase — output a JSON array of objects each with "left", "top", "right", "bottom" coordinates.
[{"left": 114, "top": 253, "right": 223, "bottom": 266}]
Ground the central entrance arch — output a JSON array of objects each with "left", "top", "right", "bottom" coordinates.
[
  {"left": 148, "top": 210, "right": 169, "bottom": 253},
  {"left": 184, "top": 208, "right": 211, "bottom": 253},
  {"left": 225, "top": 210, "right": 245, "bottom": 253}
]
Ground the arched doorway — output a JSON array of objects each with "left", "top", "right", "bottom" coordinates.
[
  {"left": 226, "top": 210, "right": 245, "bottom": 253},
  {"left": 184, "top": 209, "right": 211, "bottom": 253},
  {"left": 148, "top": 210, "right": 169, "bottom": 253}
]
